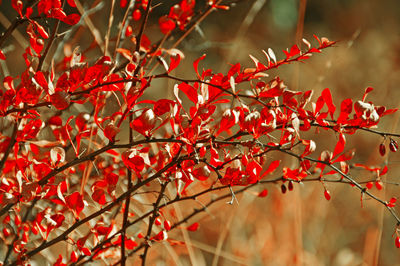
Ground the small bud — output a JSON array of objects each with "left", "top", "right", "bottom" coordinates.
[{"left": 288, "top": 181, "right": 294, "bottom": 191}]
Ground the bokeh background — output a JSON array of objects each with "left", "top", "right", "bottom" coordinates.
[
  {"left": 174, "top": 1, "right": 400, "bottom": 265},
  {"left": 1, "top": 0, "right": 400, "bottom": 265}
]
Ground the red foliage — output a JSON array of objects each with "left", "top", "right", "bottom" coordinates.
[{"left": 0, "top": 0, "right": 399, "bottom": 265}]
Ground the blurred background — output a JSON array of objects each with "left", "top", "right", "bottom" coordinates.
[
  {"left": 174, "top": 1, "right": 400, "bottom": 265},
  {"left": 1, "top": 0, "right": 400, "bottom": 265}
]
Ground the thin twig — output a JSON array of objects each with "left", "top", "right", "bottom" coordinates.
[
  {"left": 37, "top": 12, "right": 62, "bottom": 72},
  {"left": 121, "top": 113, "right": 134, "bottom": 266},
  {"left": 9, "top": 156, "right": 184, "bottom": 265},
  {"left": 140, "top": 182, "right": 169, "bottom": 266},
  {"left": 0, "top": 122, "right": 18, "bottom": 173}
]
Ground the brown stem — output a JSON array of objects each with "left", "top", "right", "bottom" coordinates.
[
  {"left": 121, "top": 114, "right": 133, "bottom": 266},
  {"left": 9, "top": 155, "right": 184, "bottom": 265},
  {"left": 140, "top": 182, "right": 169, "bottom": 266},
  {"left": 2, "top": 198, "right": 38, "bottom": 264},
  {"left": 0, "top": 138, "right": 184, "bottom": 218},
  {"left": 36, "top": 14, "right": 62, "bottom": 72},
  {"left": 0, "top": 121, "right": 18, "bottom": 174},
  {"left": 0, "top": 18, "right": 27, "bottom": 48},
  {"left": 135, "top": 0, "right": 153, "bottom": 53}
]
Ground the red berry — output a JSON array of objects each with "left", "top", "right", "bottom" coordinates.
[
  {"left": 389, "top": 139, "right": 398, "bottom": 152},
  {"left": 379, "top": 143, "right": 386, "bottom": 156},
  {"left": 281, "top": 184, "right": 287, "bottom": 194},
  {"left": 366, "top": 182, "right": 373, "bottom": 190},
  {"left": 288, "top": 181, "right": 294, "bottom": 191},
  {"left": 395, "top": 236, "right": 400, "bottom": 248}
]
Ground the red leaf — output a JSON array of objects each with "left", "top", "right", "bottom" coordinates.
[
  {"left": 106, "top": 173, "right": 119, "bottom": 186},
  {"left": 50, "top": 91, "right": 71, "bottom": 110},
  {"left": 193, "top": 54, "right": 206, "bottom": 79},
  {"left": 332, "top": 148, "right": 355, "bottom": 163},
  {"left": 159, "top": 15, "right": 175, "bottom": 34},
  {"left": 81, "top": 247, "right": 91, "bottom": 256},
  {"left": 152, "top": 231, "right": 168, "bottom": 241},
  {"left": 67, "top": 0, "right": 77, "bottom": 7},
  {"left": 125, "top": 238, "right": 138, "bottom": 249},
  {"left": 122, "top": 150, "right": 146, "bottom": 173},
  {"left": 284, "top": 44, "right": 300, "bottom": 58},
  {"left": 261, "top": 160, "right": 280, "bottom": 178},
  {"left": 70, "top": 251, "right": 78, "bottom": 263},
  {"left": 381, "top": 108, "right": 398, "bottom": 117},
  {"left": 54, "top": 255, "right": 66, "bottom": 266},
  {"left": 258, "top": 189, "right": 268, "bottom": 197},
  {"left": 332, "top": 133, "right": 345, "bottom": 160},
  {"left": 362, "top": 87, "right": 374, "bottom": 102},
  {"left": 63, "top": 14, "right": 81, "bottom": 25},
  {"left": 337, "top": 98, "right": 352, "bottom": 124},
  {"left": 154, "top": 99, "right": 173, "bottom": 116},
  {"left": 34, "top": 71, "right": 48, "bottom": 89},
  {"left": 379, "top": 165, "right": 388, "bottom": 176},
  {"left": 178, "top": 83, "right": 198, "bottom": 104},
  {"left": 120, "top": 0, "right": 128, "bottom": 8},
  {"left": 168, "top": 53, "right": 181, "bottom": 73},
  {"left": 132, "top": 9, "right": 141, "bottom": 21},
  {"left": 324, "top": 190, "right": 331, "bottom": 200},
  {"left": 366, "top": 182, "right": 373, "bottom": 189},
  {"left": 259, "top": 87, "right": 283, "bottom": 98},
  {"left": 164, "top": 220, "right": 172, "bottom": 231},
  {"left": 65, "top": 192, "right": 85, "bottom": 217},
  {"left": 103, "top": 123, "right": 120, "bottom": 141},
  {"left": 92, "top": 189, "right": 107, "bottom": 205},
  {"left": 375, "top": 181, "right": 383, "bottom": 190},
  {"left": 387, "top": 197, "right": 397, "bottom": 208},
  {"left": 35, "top": 22, "right": 49, "bottom": 39},
  {"left": 322, "top": 88, "right": 336, "bottom": 119},
  {"left": 30, "top": 38, "right": 44, "bottom": 54},
  {"left": 186, "top": 222, "right": 199, "bottom": 231}
]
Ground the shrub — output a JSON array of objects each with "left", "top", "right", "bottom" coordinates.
[{"left": 0, "top": 0, "right": 399, "bottom": 265}]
